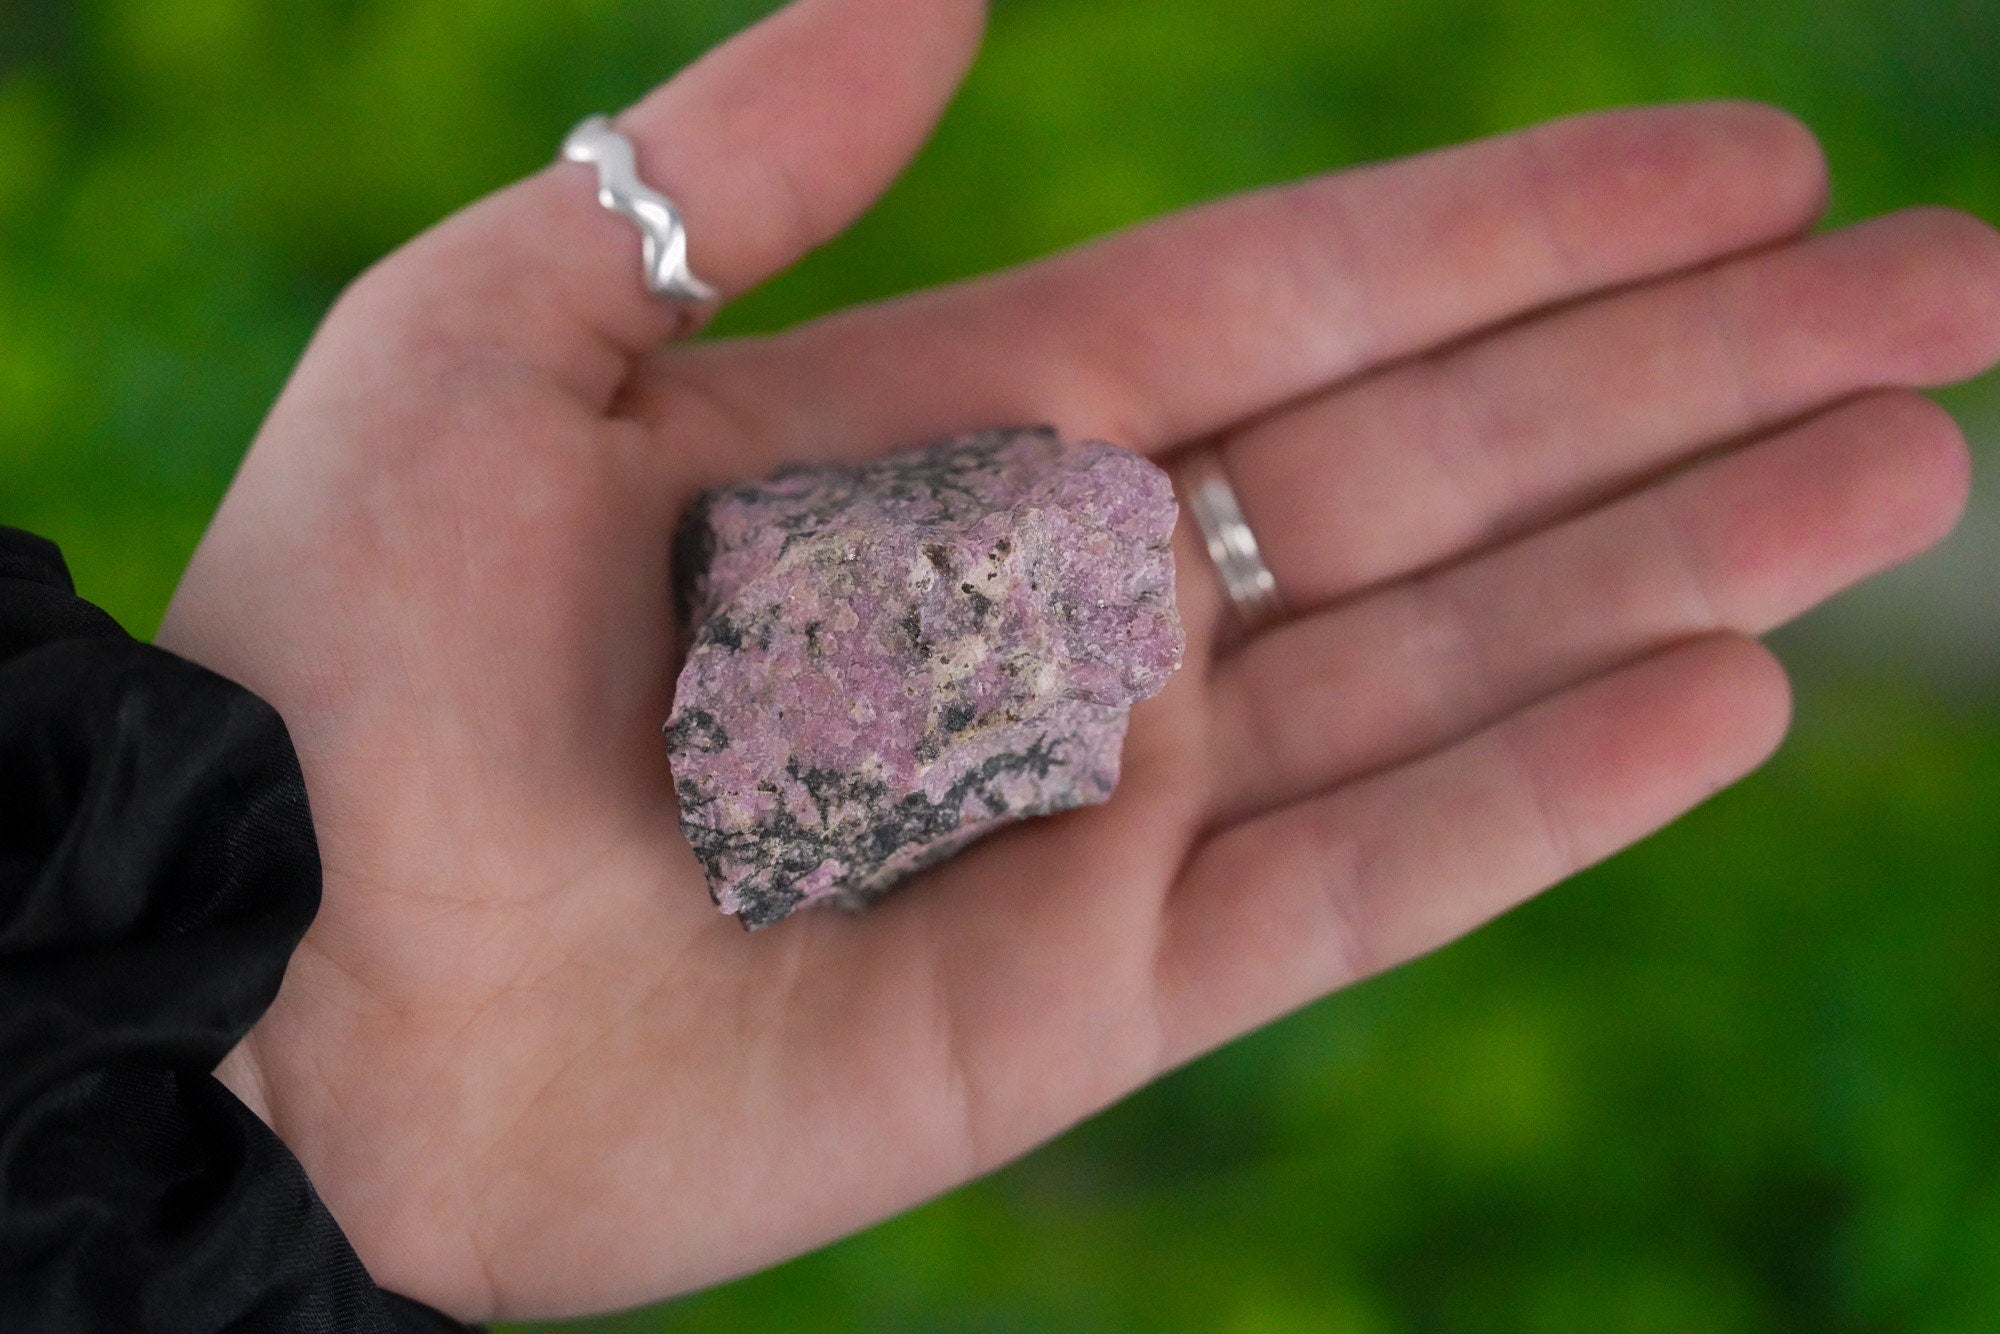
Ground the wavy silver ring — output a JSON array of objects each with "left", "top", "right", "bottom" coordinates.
[
  {"left": 1185, "top": 451, "right": 1284, "bottom": 631},
  {"left": 562, "top": 114, "right": 718, "bottom": 305}
]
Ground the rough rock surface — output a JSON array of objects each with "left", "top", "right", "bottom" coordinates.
[{"left": 666, "top": 426, "right": 1183, "bottom": 928}]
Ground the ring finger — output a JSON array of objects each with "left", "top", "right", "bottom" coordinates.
[{"left": 1205, "top": 389, "right": 1969, "bottom": 823}]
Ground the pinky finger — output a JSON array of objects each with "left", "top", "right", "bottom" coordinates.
[{"left": 1154, "top": 633, "right": 1791, "bottom": 1067}]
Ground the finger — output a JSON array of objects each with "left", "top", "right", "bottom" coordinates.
[
  {"left": 1208, "top": 390, "right": 1967, "bottom": 821},
  {"left": 657, "top": 101, "right": 1827, "bottom": 459},
  {"left": 1218, "top": 206, "right": 2000, "bottom": 610},
  {"left": 1158, "top": 633, "right": 1791, "bottom": 1066},
  {"left": 362, "top": 0, "right": 985, "bottom": 400}
]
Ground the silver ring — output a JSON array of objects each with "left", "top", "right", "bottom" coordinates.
[
  {"left": 562, "top": 114, "right": 718, "bottom": 305},
  {"left": 1185, "top": 452, "right": 1284, "bottom": 630}
]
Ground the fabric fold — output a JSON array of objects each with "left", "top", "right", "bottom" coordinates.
[{"left": 0, "top": 526, "right": 470, "bottom": 1332}]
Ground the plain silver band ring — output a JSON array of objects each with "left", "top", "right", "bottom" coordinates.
[
  {"left": 1186, "top": 452, "right": 1284, "bottom": 630},
  {"left": 562, "top": 114, "right": 718, "bottom": 305}
]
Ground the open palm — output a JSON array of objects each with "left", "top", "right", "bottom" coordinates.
[{"left": 155, "top": 0, "right": 2000, "bottom": 1321}]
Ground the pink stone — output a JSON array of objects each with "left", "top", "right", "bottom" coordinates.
[{"left": 666, "top": 427, "right": 1183, "bottom": 927}]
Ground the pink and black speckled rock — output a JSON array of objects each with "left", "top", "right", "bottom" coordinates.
[{"left": 666, "top": 426, "right": 1183, "bottom": 928}]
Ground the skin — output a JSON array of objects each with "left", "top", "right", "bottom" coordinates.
[{"left": 155, "top": 0, "right": 2000, "bottom": 1320}]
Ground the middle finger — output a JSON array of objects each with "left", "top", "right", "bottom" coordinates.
[{"left": 1216, "top": 206, "right": 2000, "bottom": 614}]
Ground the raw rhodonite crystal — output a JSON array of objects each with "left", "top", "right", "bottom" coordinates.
[{"left": 666, "top": 426, "right": 1183, "bottom": 928}]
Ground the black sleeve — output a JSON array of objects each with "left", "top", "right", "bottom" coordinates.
[{"left": 0, "top": 527, "right": 474, "bottom": 1333}]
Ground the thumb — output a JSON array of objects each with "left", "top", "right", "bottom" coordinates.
[{"left": 378, "top": 0, "right": 987, "bottom": 395}]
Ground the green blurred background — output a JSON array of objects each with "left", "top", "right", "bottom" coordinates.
[{"left": 5, "top": 0, "right": 1999, "bottom": 1328}]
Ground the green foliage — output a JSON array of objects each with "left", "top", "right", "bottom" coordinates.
[{"left": 2, "top": 1, "right": 1996, "bottom": 1328}]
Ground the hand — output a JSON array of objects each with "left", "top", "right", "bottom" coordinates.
[{"left": 157, "top": 0, "right": 2000, "bottom": 1319}]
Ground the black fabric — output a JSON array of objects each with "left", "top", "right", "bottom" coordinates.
[{"left": 0, "top": 526, "right": 472, "bottom": 1332}]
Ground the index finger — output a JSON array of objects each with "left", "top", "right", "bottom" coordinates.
[{"left": 659, "top": 101, "right": 1828, "bottom": 461}]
